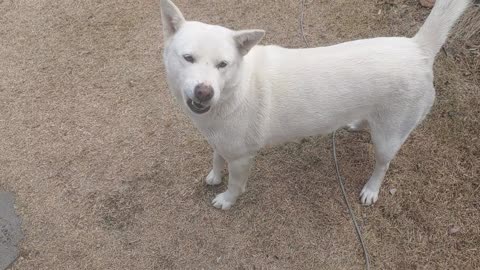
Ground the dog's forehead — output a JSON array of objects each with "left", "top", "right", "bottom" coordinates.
[{"left": 174, "top": 22, "right": 237, "bottom": 57}]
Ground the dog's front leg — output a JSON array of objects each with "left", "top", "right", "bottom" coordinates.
[
  {"left": 212, "top": 155, "right": 254, "bottom": 210},
  {"left": 205, "top": 151, "right": 225, "bottom": 185}
]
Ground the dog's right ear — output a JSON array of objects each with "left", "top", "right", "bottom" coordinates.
[{"left": 160, "top": 0, "right": 185, "bottom": 40}]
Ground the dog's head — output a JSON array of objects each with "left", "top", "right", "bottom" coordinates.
[{"left": 160, "top": 0, "right": 264, "bottom": 115}]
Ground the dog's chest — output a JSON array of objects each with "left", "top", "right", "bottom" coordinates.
[{"left": 197, "top": 120, "right": 261, "bottom": 161}]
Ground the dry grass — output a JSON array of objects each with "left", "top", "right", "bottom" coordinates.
[{"left": 0, "top": 0, "right": 478, "bottom": 269}]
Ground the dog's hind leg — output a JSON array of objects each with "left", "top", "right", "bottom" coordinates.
[
  {"left": 360, "top": 117, "right": 414, "bottom": 205},
  {"left": 347, "top": 119, "right": 369, "bottom": 132},
  {"left": 360, "top": 91, "right": 434, "bottom": 205},
  {"left": 206, "top": 151, "right": 225, "bottom": 185}
]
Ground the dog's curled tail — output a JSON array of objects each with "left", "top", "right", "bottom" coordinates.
[{"left": 413, "top": 0, "right": 471, "bottom": 59}]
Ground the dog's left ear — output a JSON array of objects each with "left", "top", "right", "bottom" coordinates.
[
  {"left": 160, "top": 0, "right": 185, "bottom": 40},
  {"left": 233, "top": 30, "right": 265, "bottom": 56}
]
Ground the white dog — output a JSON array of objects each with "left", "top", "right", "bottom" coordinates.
[{"left": 160, "top": 0, "right": 470, "bottom": 209}]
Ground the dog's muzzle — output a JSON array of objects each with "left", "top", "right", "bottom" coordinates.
[
  {"left": 186, "top": 98, "right": 210, "bottom": 114},
  {"left": 187, "top": 83, "right": 213, "bottom": 114}
]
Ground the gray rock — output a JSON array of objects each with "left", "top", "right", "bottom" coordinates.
[{"left": 0, "top": 192, "right": 23, "bottom": 270}]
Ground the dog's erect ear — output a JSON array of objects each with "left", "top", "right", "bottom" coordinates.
[
  {"left": 233, "top": 30, "right": 265, "bottom": 56},
  {"left": 160, "top": 0, "right": 185, "bottom": 40}
]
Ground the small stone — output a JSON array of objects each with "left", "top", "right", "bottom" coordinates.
[
  {"left": 419, "top": 0, "right": 435, "bottom": 8},
  {"left": 216, "top": 256, "right": 222, "bottom": 263},
  {"left": 449, "top": 225, "right": 460, "bottom": 235},
  {"left": 447, "top": 111, "right": 457, "bottom": 118},
  {"left": 389, "top": 188, "right": 397, "bottom": 195}
]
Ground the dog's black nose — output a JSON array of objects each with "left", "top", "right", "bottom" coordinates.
[{"left": 194, "top": 83, "right": 214, "bottom": 102}]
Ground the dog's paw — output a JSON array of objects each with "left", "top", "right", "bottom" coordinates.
[
  {"left": 360, "top": 185, "right": 379, "bottom": 206},
  {"left": 212, "top": 192, "right": 235, "bottom": 210},
  {"left": 205, "top": 170, "right": 222, "bottom": 185}
]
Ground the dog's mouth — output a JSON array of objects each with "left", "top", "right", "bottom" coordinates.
[{"left": 186, "top": 98, "right": 211, "bottom": 114}]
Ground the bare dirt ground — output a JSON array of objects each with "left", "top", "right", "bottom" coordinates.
[{"left": 1, "top": 0, "right": 479, "bottom": 269}]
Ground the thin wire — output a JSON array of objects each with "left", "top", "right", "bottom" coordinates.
[
  {"left": 299, "top": 1, "right": 371, "bottom": 269},
  {"left": 300, "top": 0, "right": 309, "bottom": 47},
  {"left": 332, "top": 131, "right": 371, "bottom": 270}
]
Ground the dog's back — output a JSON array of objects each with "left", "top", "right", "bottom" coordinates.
[{"left": 247, "top": 37, "right": 428, "bottom": 144}]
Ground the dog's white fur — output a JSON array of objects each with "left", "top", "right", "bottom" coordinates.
[{"left": 161, "top": 0, "right": 471, "bottom": 209}]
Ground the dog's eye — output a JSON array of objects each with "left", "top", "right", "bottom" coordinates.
[
  {"left": 216, "top": 61, "right": 228, "bottom": 69},
  {"left": 183, "top": 54, "right": 195, "bottom": 63}
]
